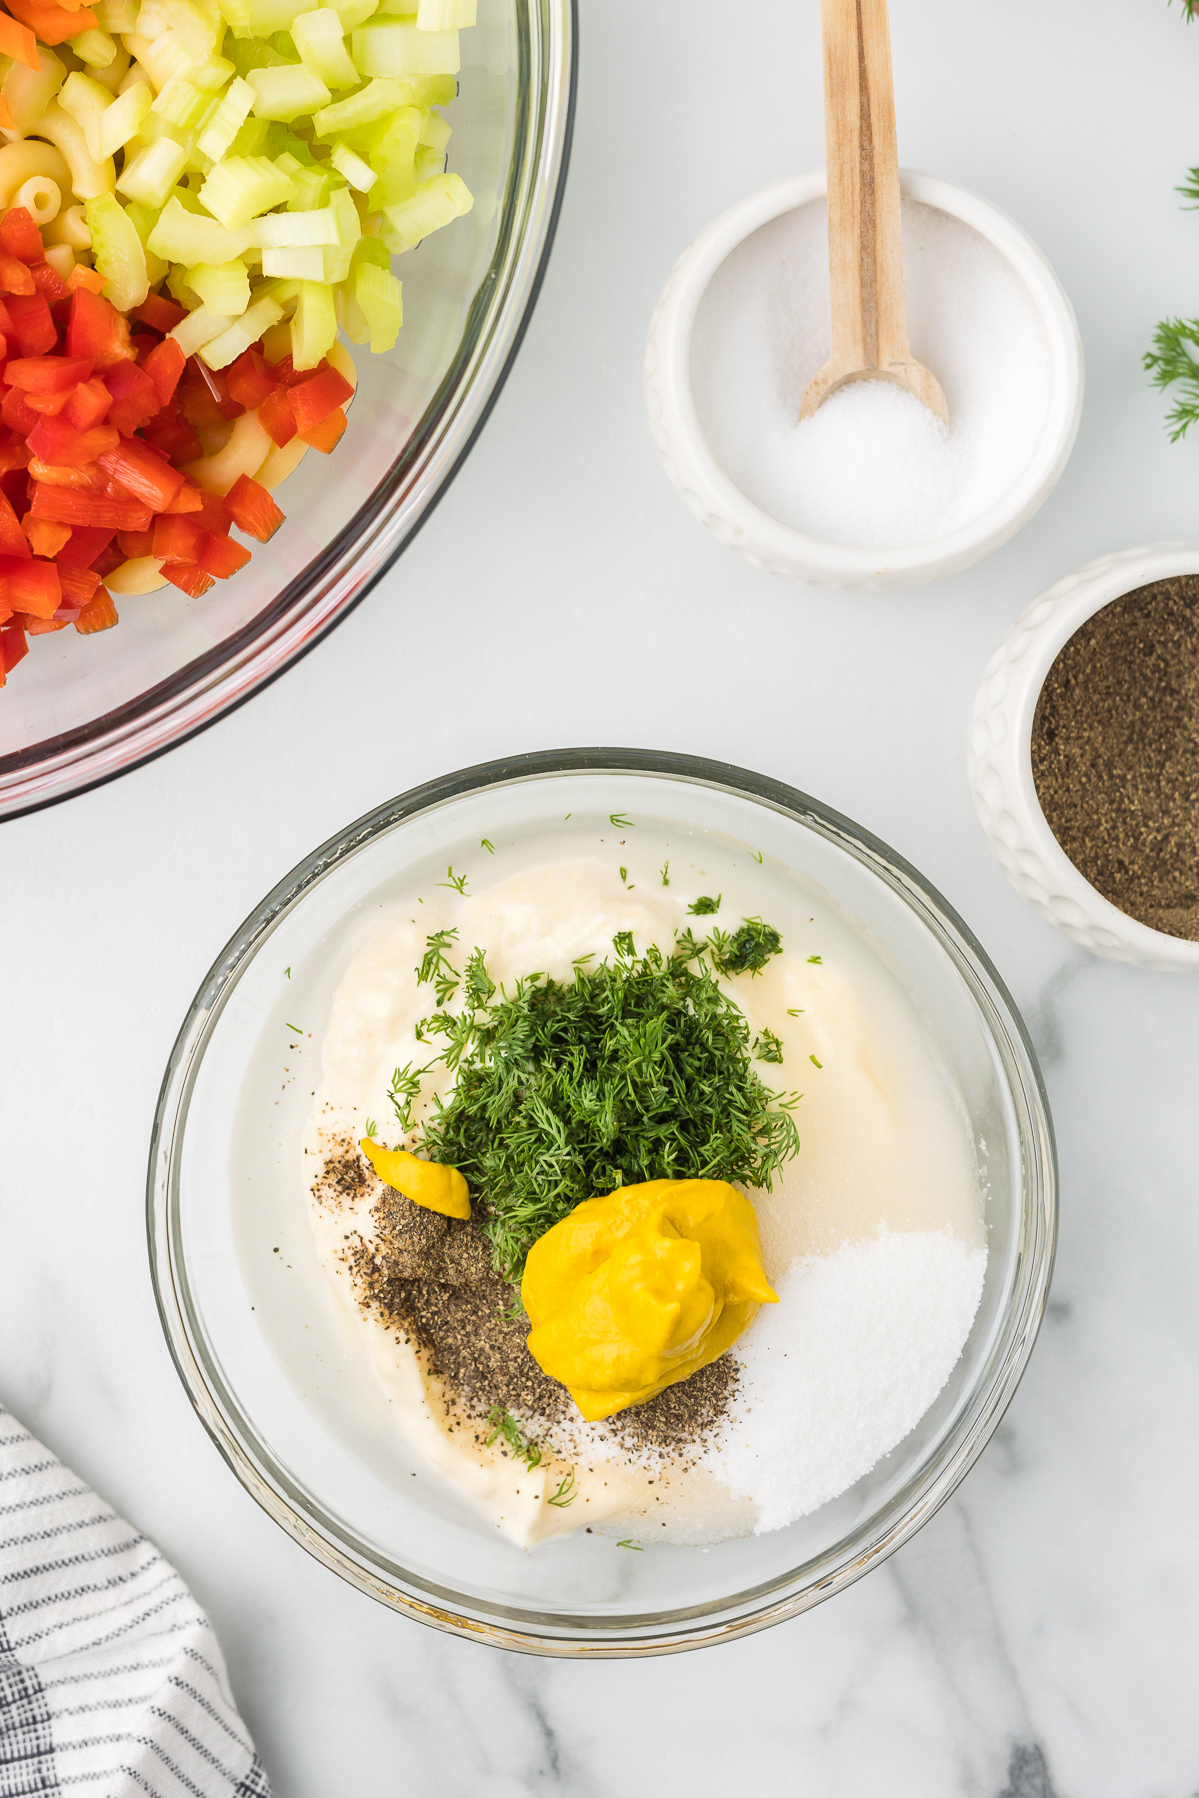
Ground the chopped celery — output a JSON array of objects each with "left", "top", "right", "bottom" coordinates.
[
  {"left": 164, "top": 0, "right": 219, "bottom": 61},
  {"left": 381, "top": 167, "right": 471, "bottom": 247},
  {"left": 415, "top": 0, "right": 474, "bottom": 24},
  {"left": 264, "top": 121, "right": 315, "bottom": 158},
  {"left": 229, "top": 115, "right": 271, "bottom": 154},
  {"left": 96, "top": 0, "right": 139, "bottom": 29},
  {"left": 253, "top": 204, "right": 338, "bottom": 244},
  {"left": 191, "top": 53, "right": 238, "bottom": 88},
  {"left": 124, "top": 196, "right": 170, "bottom": 282},
  {"left": 290, "top": 8, "right": 357, "bottom": 88},
  {"left": 184, "top": 258, "right": 251, "bottom": 313},
  {"left": 95, "top": 79, "right": 154, "bottom": 155},
  {"left": 225, "top": 36, "right": 286, "bottom": 75},
  {"left": 144, "top": 31, "right": 203, "bottom": 85},
  {"left": 413, "top": 143, "right": 443, "bottom": 181},
  {"left": 290, "top": 276, "right": 336, "bottom": 367},
  {"left": 271, "top": 30, "right": 297, "bottom": 56},
  {"left": 118, "top": 135, "right": 190, "bottom": 205},
  {"left": 261, "top": 243, "right": 324, "bottom": 278},
  {"left": 328, "top": 140, "right": 375, "bottom": 191},
  {"left": 170, "top": 302, "right": 236, "bottom": 353},
  {"left": 319, "top": 0, "right": 375, "bottom": 28},
  {"left": 148, "top": 191, "right": 256, "bottom": 257},
  {"left": 312, "top": 78, "right": 408, "bottom": 136},
  {"left": 152, "top": 76, "right": 210, "bottom": 124},
  {"left": 199, "top": 151, "right": 293, "bottom": 224},
  {"left": 85, "top": 192, "right": 150, "bottom": 308},
  {"left": 351, "top": 21, "right": 459, "bottom": 77},
  {"left": 417, "top": 106, "right": 449, "bottom": 151},
  {"left": 367, "top": 104, "right": 420, "bottom": 206},
  {"left": 195, "top": 73, "right": 254, "bottom": 158},
  {"left": 200, "top": 293, "right": 285, "bottom": 367},
  {"left": 246, "top": 62, "right": 331, "bottom": 120},
  {"left": 71, "top": 29, "right": 119, "bottom": 66},
  {"left": 354, "top": 258, "right": 401, "bottom": 352},
  {"left": 60, "top": 71, "right": 116, "bottom": 163},
  {"left": 248, "top": 0, "right": 308, "bottom": 34},
  {"left": 286, "top": 162, "right": 337, "bottom": 208},
  {"left": 216, "top": 0, "right": 253, "bottom": 36}
]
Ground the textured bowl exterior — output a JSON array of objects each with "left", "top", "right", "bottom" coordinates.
[
  {"left": 644, "top": 171, "right": 1084, "bottom": 591},
  {"left": 967, "top": 543, "right": 1199, "bottom": 971}
]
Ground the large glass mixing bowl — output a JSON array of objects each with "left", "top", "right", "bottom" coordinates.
[
  {"left": 149, "top": 750, "right": 1057, "bottom": 1656},
  {"left": 0, "top": 1, "right": 574, "bottom": 822}
]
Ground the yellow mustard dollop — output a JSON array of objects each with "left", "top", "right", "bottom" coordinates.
[
  {"left": 359, "top": 1140, "right": 471, "bottom": 1220},
  {"left": 520, "top": 1179, "right": 778, "bottom": 1422}
]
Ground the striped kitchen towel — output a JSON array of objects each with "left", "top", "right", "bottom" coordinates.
[{"left": 0, "top": 1403, "right": 271, "bottom": 1798}]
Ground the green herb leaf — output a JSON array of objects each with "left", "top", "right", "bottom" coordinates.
[
  {"left": 1144, "top": 315, "right": 1199, "bottom": 438},
  {"left": 481, "top": 838, "right": 495, "bottom": 853},
  {"left": 807, "top": 954, "right": 822, "bottom": 965},
  {"left": 753, "top": 1028, "right": 784, "bottom": 1065},
  {"left": 548, "top": 1468, "right": 578, "bottom": 1507},
  {"left": 660, "top": 862, "right": 670, "bottom": 887},
  {"left": 619, "top": 866, "right": 628, "bottom": 884},
  {"left": 364, "top": 1118, "right": 377, "bottom": 1138},
  {"left": 416, "top": 927, "right": 461, "bottom": 1007},
  {"left": 810, "top": 1053, "right": 823, "bottom": 1068},
  {"left": 687, "top": 895, "right": 721, "bottom": 915},
  {"left": 284, "top": 966, "right": 291, "bottom": 978},
  {"left": 616, "top": 1538, "right": 643, "bottom": 1550},
  {"left": 609, "top": 813, "right": 632, "bottom": 829},
  {"left": 439, "top": 866, "right": 469, "bottom": 894},
  {"left": 387, "top": 1062, "right": 427, "bottom": 1134},
  {"left": 285, "top": 1022, "right": 303, "bottom": 1034},
  {"left": 484, "top": 1406, "right": 542, "bottom": 1469},
  {"left": 709, "top": 918, "right": 783, "bottom": 978}
]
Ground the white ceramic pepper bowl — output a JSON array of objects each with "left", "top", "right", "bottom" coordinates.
[
  {"left": 644, "top": 172, "right": 1084, "bottom": 590},
  {"left": 968, "top": 543, "right": 1199, "bottom": 971}
]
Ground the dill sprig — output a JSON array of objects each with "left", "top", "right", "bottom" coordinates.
[
  {"left": 485, "top": 1406, "right": 542, "bottom": 1469},
  {"left": 387, "top": 1062, "right": 427, "bottom": 1134},
  {"left": 707, "top": 917, "right": 782, "bottom": 978},
  {"left": 687, "top": 895, "right": 721, "bottom": 915},
  {"left": 548, "top": 1468, "right": 577, "bottom": 1507},
  {"left": 417, "top": 928, "right": 802, "bottom": 1280},
  {"left": 416, "top": 927, "right": 461, "bottom": 1007},
  {"left": 753, "top": 1028, "right": 784, "bottom": 1065},
  {"left": 1172, "top": 0, "right": 1196, "bottom": 18},
  {"left": 1144, "top": 316, "right": 1199, "bottom": 438}
]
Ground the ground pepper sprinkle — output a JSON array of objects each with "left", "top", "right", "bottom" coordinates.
[{"left": 1031, "top": 576, "right": 1199, "bottom": 941}]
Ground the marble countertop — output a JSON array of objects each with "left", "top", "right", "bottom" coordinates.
[{"left": 4, "top": 1, "right": 1199, "bottom": 1792}]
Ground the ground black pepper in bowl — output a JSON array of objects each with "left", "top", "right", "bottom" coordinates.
[{"left": 1030, "top": 576, "right": 1199, "bottom": 942}]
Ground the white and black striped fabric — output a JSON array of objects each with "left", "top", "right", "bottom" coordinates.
[{"left": 0, "top": 1405, "right": 270, "bottom": 1798}]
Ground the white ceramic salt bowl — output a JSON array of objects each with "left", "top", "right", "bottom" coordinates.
[
  {"left": 968, "top": 543, "right": 1199, "bottom": 972},
  {"left": 644, "top": 171, "right": 1083, "bottom": 590}
]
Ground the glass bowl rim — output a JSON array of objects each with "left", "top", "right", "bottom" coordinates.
[
  {"left": 0, "top": 0, "right": 578, "bottom": 826},
  {"left": 147, "top": 747, "right": 1058, "bottom": 1656}
]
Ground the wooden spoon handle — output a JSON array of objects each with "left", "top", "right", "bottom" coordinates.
[{"left": 822, "top": 0, "right": 910, "bottom": 376}]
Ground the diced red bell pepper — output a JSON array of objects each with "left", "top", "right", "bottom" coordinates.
[
  {"left": 194, "top": 490, "right": 230, "bottom": 535},
  {"left": 29, "top": 262, "right": 68, "bottom": 302},
  {"left": 67, "top": 288, "right": 134, "bottom": 371},
  {"left": 141, "top": 412, "right": 202, "bottom": 465},
  {"left": 196, "top": 531, "right": 251, "bottom": 579},
  {"left": 57, "top": 525, "right": 115, "bottom": 568},
  {"left": 258, "top": 386, "right": 296, "bottom": 448},
  {"left": 0, "top": 295, "right": 14, "bottom": 337},
  {"left": 103, "top": 362, "right": 160, "bottom": 436},
  {"left": 6, "top": 293, "right": 55, "bottom": 356},
  {"left": 163, "top": 561, "right": 215, "bottom": 598},
  {"left": 20, "top": 612, "right": 69, "bottom": 634},
  {"left": 153, "top": 513, "right": 206, "bottom": 563},
  {"left": 24, "top": 517, "right": 70, "bottom": 557},
  {"left": 161, "top": 481, "right": 203, "bottom": 514},
  {"left": 0, "top": 208, "right": 44, "bottom": 266},
  {"left": 116, "top": 528, "right": 156, "bottom": 559},
  {"left": 5, "top": 0, "right": 100, "bottom": 47},
  {"left": 2, "top": 387, "right": 42, "bottom": 434},
  {"left": 1, "top": 622, "right": 28, "bottom": 673},
  {"left": 0, "top": 438, "right": 30, "bottom": 476},
  {"left": 92, "top": 542, "right": 125, "bottom": 577},
  {"left": 0, "top": 12, "right": 39, "bottom": 70},
  {"left": 301, "top": 407, "right": 346, "bottom": 454},
  {"left": 225, "top": 473, "right": 284, "bottom": 542},
  {"left": 0, "top": 253, "right": 35, "bottom": 297},
  {"left": 142, "top": 337, "right": 185, "bottom": 409},
  {"left": 63, "top": 378, "right": 111, "bottom": 431},
  {"left": 58, "top": 563, "right": 101, "bottom": 605},
  {"left": 97, "top": 437, "right": 184, "bottom": 512},
  {"left": 30, "top": 484, "right": 151, "bottom": 531},
  {"left": 65, "top": 265, "right": 106, "bottom": 297},
  {"left": 75, "top": 586, "right": 117, "bottom": 633},
  {"left": 27, "top": 457, "right": 108, "bottom": 491},
  {"left": 0, "top": 554, "right": 60, "bottom": 617},
  {"left": 6, "top": 356, "right": 94, "bottom": 393},
  {"left": 25, "top": 388, "right": 79, "bottom": 418},
  {"left": 0, "top": 489, "right": 29, "bottom": 557},
  {"left": 27, "top": 415, "right": 119, "bottom": 468},
  {"left": 288, "top": 366, "right": 354, "bottom": 436},
  {"left": 133, "top": 294, "right": 188, "bottom": 334},
  {"left": 226, "top": 348, "right": 277, "bottom": 411}
]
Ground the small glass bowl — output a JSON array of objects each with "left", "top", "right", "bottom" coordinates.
[
  {"left": 0, "top": 0, "right": 575, "bottom": 822},
  {"left": 149, "top": 750, "right": 1057, "bottom": 1656}
]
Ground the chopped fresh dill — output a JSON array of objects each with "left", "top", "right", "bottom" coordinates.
[
  {"left": 416, "top": 927, "right": 461, "bottom": 1007},
  {"left": 619, "top": 867, "right": 628, "bottom": 884},
  {"left": 388, "top": 1062, "right": 427, "bottom": 1133},
  {"left": 439, "top": 866, "right": 469, "bottom": 894},
  {"left": 810, "top": 1054, "right": 823, "bottom": 1068},
  {"left": 365, "top": 1117, "right": 377, "bottom": 1138},
  {"left": 285, "top": 1022, "right": 303, "bottom": 1034},
  {"left": 787, "top": 1008, "right": 804, "bottom": 1017},
  {"left": 807, "top": 954, "right": 823, "bottom": 965},
  {"left": 548, "top": 1468, "right": 577, "bottom": 1507},
  {"left": 616, "top": 1538, "right": 643, "bottom": 1550},
  {"left": 464, "top": 945, "right": 496, "bottom": 1011},
  {"left": 417, "top": 929, "right": 802, "bottom": 1279},
  {"left": 609, "top": 813, "right": 632, "bottom": 828},
  {"left": 484, "top": 1407, "right": 542, "bottom": 1470},
  {"left": 660, "top": 862, "right": 670, "bottom": 887},
  {"left": 481, "top": 838, "right": 495, "bottom": 854},
  {"left": 687, "top": 895, "right": 721, "bottom": 915},
  {"left": 1171, "top": 0, "right": 1196, "bottom": 18},
  {"left": 753, "top": 850, "right": 764, "bottom": 864},
  {"left": 708, "top": 918, "right": 783, "bottom": 978},
  {"left": 284, "top": 967, "right": 291, "bottom": 978},
  {"left": 1144, "top": 316, "right": 1199, "bottom": 438},
  {"left": 498, "top": 1292, "right": 525, "bottom": 1322},
  {"left": 672, "top": 926, "right": 707, "bottom": 964},
  {"left": 753, "top": 1028, "right": 784, "bottom": 1065}
]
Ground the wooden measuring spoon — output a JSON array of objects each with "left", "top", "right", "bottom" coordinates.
[{"left": 800, "top": 0, "right": 947, "bottom": 424}]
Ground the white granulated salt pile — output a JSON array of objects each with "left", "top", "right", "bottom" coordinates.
[
  {"left": 709, "top": 1231, "right": 987, "bottom": 1533},
  {"left": 689, "top": 198, "right": 1052, "bottom": 550}
]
